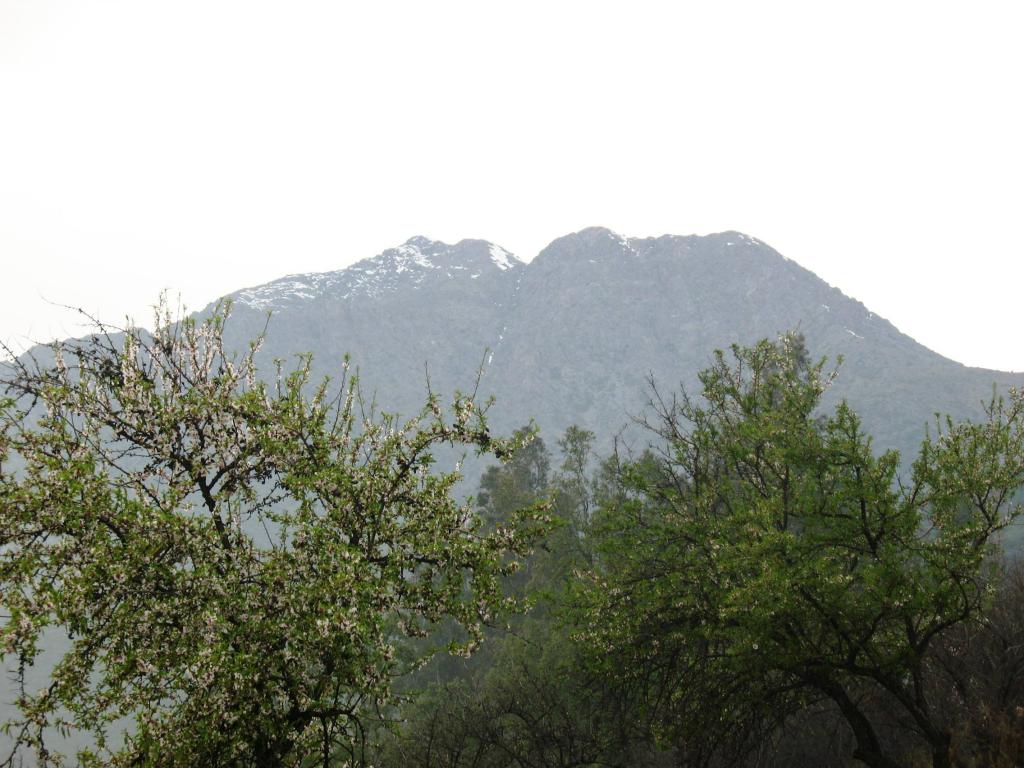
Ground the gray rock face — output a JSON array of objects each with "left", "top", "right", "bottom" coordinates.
[
  {"left": 212, "top": 227, "right": 1021, "bottom": 464},
  {"left": 223, "top": 236, "right": 523, "bottom": 420}
]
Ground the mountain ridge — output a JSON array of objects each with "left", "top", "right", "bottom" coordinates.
[
  {"left": 231, "top": 235, "right": 523, "bottom": 311},
  {"left": 206, "top": 228, "right": 1023, "bottom": 469}
]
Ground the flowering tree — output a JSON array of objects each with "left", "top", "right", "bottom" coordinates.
[
  {"left": 577, "top": 336, "right": 1024, "bottom": 768},
  {"left": 0, "top": 303, "right": 548, "bottom": 767}
]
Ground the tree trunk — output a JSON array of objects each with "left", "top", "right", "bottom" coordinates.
[
  {"left": 929, "top": 732, "right": 952, "bottom": 768},
  {"left": 810, "top": 676, "right": 903, "bottom": 768}
]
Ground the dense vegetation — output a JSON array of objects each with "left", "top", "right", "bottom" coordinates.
[
  {"left": 0, "top": 305, "right": 549, "bottom": 766},
  {"left": 380, "top": 338, "right": 1024, "bottom": 768},
  {"left": 2, "top": 307, "right": 1023, "bottom": 767}
]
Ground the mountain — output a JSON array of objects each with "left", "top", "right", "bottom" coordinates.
[
  {"left": 214, "top": 227, "right": 1023, "bottom": 467},
  {"left": 222, "top": 235, "right": 523, "bottom": 420},
  {"left": 5, "top": 227, "right": 1023, "bottom": 752}
]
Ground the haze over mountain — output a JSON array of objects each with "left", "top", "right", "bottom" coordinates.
[{"left": 212, "top": 227, "right": 1024, "bottom": 464}]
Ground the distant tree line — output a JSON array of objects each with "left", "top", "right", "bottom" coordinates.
[{"left": 2, "top": 305, "right": 1023, "bottom": 767}]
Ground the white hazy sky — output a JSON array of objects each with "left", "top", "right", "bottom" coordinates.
[{"left": 1, "top": 1, "right": 1022, "bottom": 370}]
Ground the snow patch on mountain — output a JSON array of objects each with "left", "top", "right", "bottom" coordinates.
[
  {"left": 392, "top": 242, "right": 437, "bottom": 273},
  {"left": 232, "top": 237, "right": 520, "bottom": 310},
  {"left": 606, "top": 229, "right": 638, "bottom": 255},
  {"left": 488, "top": 244, "right": 516, "bottom": 271},
  {"left": 233, "top": 272, "right": 342, "bottom": 311}
]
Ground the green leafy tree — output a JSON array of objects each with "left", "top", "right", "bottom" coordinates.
[
  {"left": 0, "top": 303, "right": 548, "bottom": 767},
  {"left": 576, "top": 335, "right": 1024, "bottom": 768},
  {"left": 478, "top": 425, "right": 598, "bottom": 598},
  {"left": 477, "top": 428, "right": 550, "bottom": 530}
]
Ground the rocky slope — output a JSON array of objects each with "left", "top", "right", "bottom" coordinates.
[{"left": 214, "top": 227, "right": 1022, "bottom": 465}]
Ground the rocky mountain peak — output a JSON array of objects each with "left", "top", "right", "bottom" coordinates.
[
  {"left": 230, "top": 237, "right": 521, "bottom": 311},
  {"left": 359, "top": 237, "right": 521, "bottom": 287},
  {"left": 215, "top": 227, "right": 1023, "bottom": 474},
  {"left": 537, "top": 226, "right": 634, "bottom": 254}
]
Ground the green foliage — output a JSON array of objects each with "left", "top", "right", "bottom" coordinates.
[
  {"left": 380, "top": 624, "right": 644, "bottom": 768},
  {"left": 6, "top": 319, "right": 1023, "bottom": 768},
  {"left": 375, "top": 426, "right": 659, "bottom": 768},
  {"left": 477, "top": 427, "right": 550, "bottom": 529},
  {"left": 0, "top": 302, "right": 549, "bottom": 767},
  {"left": 575, "top": 335, "right": 1024, "bottom": 768},
  {"left": 478, "top": 425, "right": 598, "bottom": 597}
]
